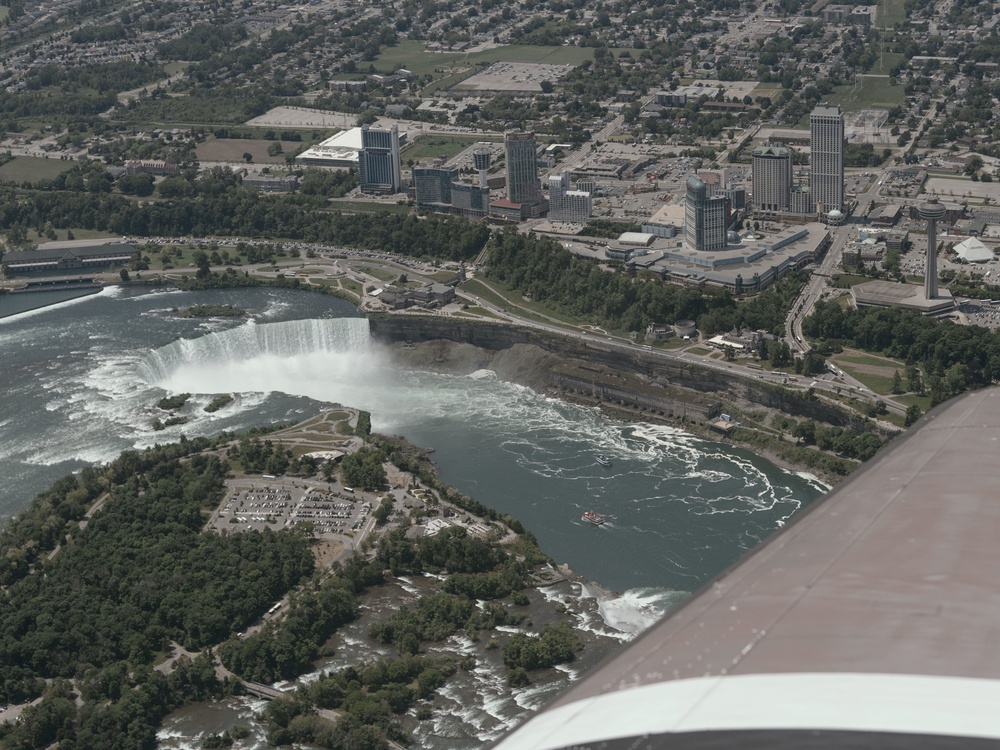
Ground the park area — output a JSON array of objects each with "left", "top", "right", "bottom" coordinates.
[
  {"left": 196, "top": 138, "right": 302, "bottom": 164},
  {"left": 0, "top": 156, "right": 74, "bottom": 185},
  {"left": 830, "top": 74, "right": 905, "bottom": 112},
  {"left": 403, "top": 133, "right": 500, "bottom": 161}
]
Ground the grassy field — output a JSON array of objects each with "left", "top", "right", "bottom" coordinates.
[
  {"left": 26, "top": 227, "right": 119, "bottom": 244},
  {"left": 750, "top": 83, "right": 783, "bottom": 98},
  {"left": 829, "top": 75, "right": 905, "bottom": 111},
  {"left": 454, "top": 306, "right": 502, "bottom": 319},
  {"left": 831, "top": 273, "right": 872, "bottom": 287},
  {"left": 831, "top": 351, "right": 905, "bottom": 395},
  {"left": 0, "top": 156, "right": 75, "bottom": 184},
  {"left": 882, "top": 0, "right": 907, "bottom": 28},
  {"left": 327, "top": 201, "right": 412, "bottom": 215},
  {"left": 403, "top": 134, "right": 500, "bottom": 161},
  {"left": 460, "top": 278, "right": 585, "bottom": 329},
  {"left": 836, "top": 352, "right": 905, "bottom": 369},
  {"left": 0, "top": 6, "right": 9, "bottom": 21},
  {"left": 375, "top": 40, "right": 597, "bottom": 77},
  {"left": 196, "top": 139, "right": 302, "bottom": 164},
  {"left": 896, "top": 393, "right": 932, "bottom": 411},
  {"left": 874, "top": 51, "right": 904, "bottom": 75},
  {"left": 357, "top": 266, "right": 397, "bottom": 282},
  {"left": 162, "top": 62, "right": 189, "bottom": 76}
]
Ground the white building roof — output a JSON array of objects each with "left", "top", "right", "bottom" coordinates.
[
  {"left": 618, "top": 232, "right": 657, "bottom": 247},
  {"left": 955, "top": 236, "right": 993, "bottom": 263}
]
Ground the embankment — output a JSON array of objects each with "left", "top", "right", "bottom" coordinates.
[{"left": 368, "top": 316, "right": 871, "bottom": 484}]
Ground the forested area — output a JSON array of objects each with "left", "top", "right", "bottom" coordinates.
[
  {"left": 218, "top": 575, "right": 361, "bottom": 683},
  {"left": 340, "top": 448, "right": 388, "bottom": 492},
  {"left": 262, "top": 655, "right": 457, "bottom": 748},
  {"left": 805, "top": 300, "right": 1000, "bottom": 405},
  {"left": 484, "top": 228, "right": 805, "bottom": 335},
  {"left": 156, "top": 23, "right": 248, "bottom": 61},
  {"left": 0, "top": 62, "right": 165, "bottom": 118},
  {"left": 0, "top": 186, "right": 489, "bottom": 260},
  {"left": 0, "top": 441, "right": 317, "bottom": 748}
]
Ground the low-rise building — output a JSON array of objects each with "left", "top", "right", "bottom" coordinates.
[{"left": 2, "top": 240, "right": 136, "bottom": 275}]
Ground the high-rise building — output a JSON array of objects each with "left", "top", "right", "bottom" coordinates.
[
  {"left": 451, "top": 182, "right": 490, "bottom": 218},
  {"left": 504, "top": 131, "right": 543, "bottom": 206},
  {"left": 684, "top": 175, "right": 729, "bottom": 251},
  {"left": 358, "top": 124, "right": 402, "bottom": 194},
  {"left": 413, "top": 166, "right": 456, "bottom": 208},
  {"left": 548, "top": 172, "right": 592, "bottom": 224},
  {"left": 810, "top": 103, "right": 844, "bottom": 216},
  {"left": 752, "top": 142, "right": 793, "bottom": 214}
]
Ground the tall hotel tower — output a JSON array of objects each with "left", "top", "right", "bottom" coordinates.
[
  {"left": 504, "top": 131, "right": 543, "bottom": 206},
  {"left": 752, "top": 142, "right": 792, "bottom": 214},
  {"left": 809, "top": 103, "right": 845, "bottom": 216},
  {"left": 358, "top": 124, "right": 402, "bottom": 194},
  {"left": 685, "top": 175, "right": 729, "bottom": 251}
]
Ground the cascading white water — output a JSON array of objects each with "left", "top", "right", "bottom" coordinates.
[{"left": 138, "top": 317, "right": 373, "bottom": 383}]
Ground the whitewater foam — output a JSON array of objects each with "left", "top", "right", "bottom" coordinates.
[{"left": 0, "top": 286, "right": 111, "bottom": 326}]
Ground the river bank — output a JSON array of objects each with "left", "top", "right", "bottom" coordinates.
[{"left": 382, "top": 334, "right": 846, "bottom": 486}]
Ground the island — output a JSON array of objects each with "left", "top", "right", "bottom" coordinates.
[{"left": 0, "top": 407, "right": 615, "bottom": 749}]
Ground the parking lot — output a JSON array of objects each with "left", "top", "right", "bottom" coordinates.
[{"left": 208, "top": 479, "right": 376, "bottom": 541}]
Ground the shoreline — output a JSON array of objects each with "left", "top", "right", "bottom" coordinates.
[
  {"left": 385, "top": 336, "right": 844, "bottom": 487},
  {"left": 553, "top": 389, "right": 834, "bottom": 486}
]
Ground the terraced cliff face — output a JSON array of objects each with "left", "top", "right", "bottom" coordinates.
[{"left": 367, "top": 316, "right": 858, "bottom": 428}]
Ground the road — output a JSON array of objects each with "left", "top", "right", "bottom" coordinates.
[{"left": 92, "top": 234, "right": 905, "bottom": 421}]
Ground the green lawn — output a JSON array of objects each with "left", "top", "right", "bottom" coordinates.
[
  {"left": 326, "top": 201, "right": 412, "bottom": 215},
  {"left": 0, "top": 6, "right": 9, "bottom": 21},
  {"left": 357, "top": 266, "right": 397, "bottom": 282},
  {"left": 848, "top": 371, "right": 898, "bottom": 395},
  {"left": 835, "top": 352, "right": 905, "bottom": 369},
  {"left": 403, "top": 134, "right": 500, "bottom": 161},
  {"left": 829, "top": 75, "right": 905, "bottom": 111},
  {"left": 750, "top": 83, "right": 783, "bottom": 98},
  {"left": 162, "top": 61, "right": 190, "bottom": 76},
  {"left": 460, "top": 279, "right": 581, "bottom": 329},
  {"left": 875, "top": 51, "right": 904, "bottom": 75},
  {"left": 26, "top": 227, "right": 119, "bottom": 244},
  {"left": 896, "top": 393, "right": 932, "bottom": 411},
  {"left": 0, "top": 156, "right": 75, "bottom": 184},
  {"left": 831, "top": 273, "right": 873, "bottom": 288},
  {"left": 882, "top": 0, "right": 907, "bottom": 28},
  {"left": 830, "top": 351, "right": 908, "bottom": 396},
  {"left": 375, "top": 40, "right": 597, "bottom": 95},
  {"left": 454, "top": 306, "right": 502, "bottom": 319}
]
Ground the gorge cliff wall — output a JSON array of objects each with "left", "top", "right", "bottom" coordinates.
[{"left": 368, "top": 315, "right": 858, "bottom": 428}]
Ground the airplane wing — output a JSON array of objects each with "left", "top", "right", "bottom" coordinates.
[{"left": 493, "top": 388, "right": 1000, "bottom": 749}]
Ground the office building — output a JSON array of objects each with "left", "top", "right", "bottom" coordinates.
[
  {"left": 810, "top": 104, "right": 845, "bottom": 216},
  {"left": 752, "top": 142, "right": 793, "bottom": 214},
  {"left": 504, "top": 131, "right": 543, "bottom": 206},
  {"left": 684, "top": 175, "right": 729, "bottom": 251},
  {"left": 358, "top": 124, "right": 402, "bottom": 194}
]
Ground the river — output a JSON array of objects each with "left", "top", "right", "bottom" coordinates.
[{"left": 0, "top": 285, "right": 827, "bottom": 747}]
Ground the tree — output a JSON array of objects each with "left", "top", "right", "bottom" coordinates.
[
  {"left": 891, "top": 370, "right": 903, "bottom": 394},
  {"left": 904, "top": 403, "right": 922, "bottom": 427},
  {"left": 242, "top": 152, "right": 253, "bottom": 163}
]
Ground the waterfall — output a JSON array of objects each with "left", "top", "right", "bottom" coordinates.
[{"left": 138, "top": 317, "right": 372, "bottom": 384}]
